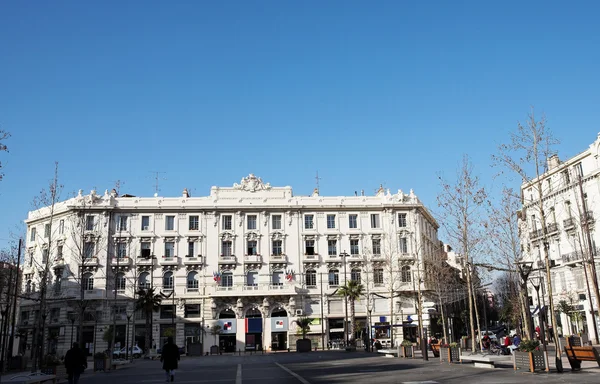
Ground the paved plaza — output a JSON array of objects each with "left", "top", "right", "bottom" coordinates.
[{"left": 31, "top": 350, "right": 597, "bottom": 384}]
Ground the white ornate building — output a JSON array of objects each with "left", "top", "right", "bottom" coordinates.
[
  {"left": 20, "top": 174, "right": 440, "bottom": 357},
  {"left": 519, "top": 135, "right": 600, "bottom": 341}
]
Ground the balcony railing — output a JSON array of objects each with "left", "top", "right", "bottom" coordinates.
[
  {"left": 244, "top": 254, "right": 262, "bottom": 263},
  {"left": 303, "top": 254, "right": 320, "bottom": 262},
  {"left": 546, "top": 223, "right": 559, "bottom": 234},
  {"left": 529, "top": 229, "right": 543, "bottom": 239},
  {"left": 218, "top": 255, "right": 237, "bottom": 264},
  {"left": 111, "top": 257, "right": 132, "bottom": 266},
  {"left": 160, "top": 256, "right": 179, "bottom": 265},
  {"left": 562, "top": 251, "right": 584, "bottom": 265},
  {"left": 183, "top": 255, "right": 203, "bottom": 264},
  {"left": 584, "top": 211, "right": 595, "bottom": 224},
  {"left": 270, "top": 254, "right": 287, "bottom": 262},
  {"left": 564, "top": 218, "right": 575, "bottom": 229}
]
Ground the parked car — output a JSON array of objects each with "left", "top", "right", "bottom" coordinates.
[
  {"left": 479, "top": 331, "right": 498, "bottom": 342},
  {"left": 113, "top": 346, "right": 143, "bottom": 359}
]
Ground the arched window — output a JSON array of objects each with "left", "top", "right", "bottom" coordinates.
[
  {"left": 116, "top": 273, "right": 126, "bottom": 291},
  {"left": 246, "top": 270, "right": 258, "bottom": 287},
  {"left": 26, "top": 280, "right": 32, "bottom": 294},
  {"left": 245, "top": 308, "right": 262, "bottom": 318},
  {"left": 305, "top": 269, "right": 317, "bottom": 287},
  {"left": 373, "top": 268, "right": 384, "bottom": 285},
  {"left": 138, "top": 272, "right": 150, "bottom": 290},
  {"left": 163, "top": 271, "right": 174, "bottom": 290},
  {"left": 271, "top": 270, "right": 284, "bottom": 286},
  {"left": 221, "top": 271, "right": 233, "bottom": 287},
  {"left": 351, "top": 268, "right": 361, "bottom": 282},
  {"left": 401, "top": 266, "right": 411, "bottom": 283},
  {"left": 32, "top": 282, "right": 36, "bottom": 293},
  {"left": 187, "top": 271, "right": 199, "bottom": 290},
  {"left": 328, "top": 269, "right": 339, "bottom": 287},
  {"left": 83, "top": 273, "right": 94, "bottom": 290}
]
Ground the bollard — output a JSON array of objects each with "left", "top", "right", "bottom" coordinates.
[{"left": 238, "top": 349, "right": 241, "bottom": 356}]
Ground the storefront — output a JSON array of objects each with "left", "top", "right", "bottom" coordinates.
[
  {"left": 218, "top": 310, "right": 237, "bottom": 353},
  {"left": 245, "top": 308, "right": 263, "bottom": 351},
  {"left": 270, "top": 317, "right": 288, "bottom": 351}
]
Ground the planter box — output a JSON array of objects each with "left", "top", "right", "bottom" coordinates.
[
  {"left": 440, "top": 347, "right": 461, "bottom": 363},
  {"left": 401, "top": 346, "right": 414, "bottom": 358},
  {"left": 296, "top": 339, "right": 312, "bottom": 353},
  {"left": 513, "top": 350, "right": 547, "bottom": 372},
  {"left": 94, "top": 357, "right": 109, "bottom": 371}
]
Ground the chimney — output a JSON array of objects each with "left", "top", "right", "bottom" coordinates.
[{"left": 547, "top": 154, "right": 561, "bottom": 170}]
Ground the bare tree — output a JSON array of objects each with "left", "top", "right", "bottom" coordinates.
[
  {"left": 493, "top": 108, "right": 564, "bottom": 370},
  {"left": 437, "top": 155, "right": 487, "bottom": 352},
  {"left": 0, "top": 129, "right": 9, "bottom": 182}
]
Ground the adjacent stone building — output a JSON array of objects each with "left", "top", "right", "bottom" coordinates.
[{"left": 20, "top": 174, "right": 440, "bottom": 356}]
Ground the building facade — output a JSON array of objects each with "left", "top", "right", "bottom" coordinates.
[
  {"left": 519, "top": 134, "right": 600, "bottom": 341},
  {"left": 20, "top": 174, "right": 440, "bottom": 357}
]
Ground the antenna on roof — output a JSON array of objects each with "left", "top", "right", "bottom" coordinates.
[
  {"left": 150, "top": 171, "right": 167, "bottom": 196},
  {"left": 111, "top": 179, "right": 125, "bottom": 195},
  {"left": 315, "top": 171, "right": 322, "bottom": 194}
]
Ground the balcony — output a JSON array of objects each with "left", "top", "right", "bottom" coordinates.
[
  {"left": 529, "top": 229, "right": 543, "bottom": 240},
  {"left": 372, "top": 253, "right": 385, "bottom": 261},
  {"left": 159, "top": 256, "right": 179, "bottom": 266},
  {"left": 563, "top": 218, "right": 576, "bottom": 230},
  {"left": 244, "top": 254, "right": 262, "bottom": 263},
  {"left": 546, "top": 223, "right": 559, "bottom": 234},
  {"left": 211, "top": 282, "right": 297, "bottom": 296},
  {"left": 110, "top": 257, "right": 132, "bottom": 266},
  {"left": 303, "top": 254, "right": 320, "bottom": 263},
  {"left": 81, "top": 257, "right": 99, "bottom": 267},
  {"left": 218, "top": 255, "right": 237, "bottom": 265},
  {"left": 562, "top": 251, "right": 584, "bottom": 266},
  {"left": 83, "top": 289, "right": 103, "bottom": 300},
  {"left": 583, "top": 211, "right": 595, "bottom": 225},
  {"left": 137, "top": 257, "right": 155, "bottom": 266},
  {"left": 398, "top": 253, "right": 416, "bottom": 263},
  {"left": 270, "top": 254, "right": 287, "bottom": 263},
  {"left": 183, "top": 255, "right": 203, "bottom": 265}
]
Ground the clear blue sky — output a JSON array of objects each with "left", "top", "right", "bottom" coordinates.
[{"left": 1, "top": 1, "right": 599, "bottom": 249}]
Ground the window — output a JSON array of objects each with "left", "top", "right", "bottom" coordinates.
[
  {"left": 372, "top": 239, "right": 381, "bottom": 255},
  {"left": 305, "top": 240, "right": 315, "bottom": 255},
  {"left": 30, "top": 227, "right": 36, "bottom": 242},
  {"left": 272, "top": 215, "right": 282, "bottom": 230},
  {"left": 351, "top": 268, "right": 361, "bottom": 282},
  {"left": 306, "top": 269, "right": 317, "bottom": 287},
  {"left": 272, "top": 271, "right": 284, "bottom": 286},
  {"left": 141, "top": 242, "right": 151, "bottom": 258},
  {"left": 247, "top": 240, "right": 257, "bottom": 255},
  {"left": 401, "top": 266, "right": 411, "bottom": 283},
  {"left": 163, "top": 272, "right": 174, "bottom": 290},
  {"left": 563, "top": 170, "right": 571, "bottom": 185},
  {"left": 165, "top": 216, "right": 175, "bottom": 231},
  {"left": 349, "top": 214, "right": 358, "bottom": 229},
  {"left": 531, "top": 215, "right": 537, "bottom": 231},
  {"left": 44, "top": 223, "right": 51, "bottom": 238},
  {"left": 222, "top": 215, "right": 232, "bottom": 230},
  {"left": 399, "top": 237, "right": 408, "bottom": 253},
  {"left": 350, "top": 239, "right": 359, "bottom": 255},
  {"left": 26, "top": 280, "right": 32, "bottom": 293},
  {"left": 546, "top": 179, "right": 552, "bottom": 193},
  {"left": 328, "top": 269, "right": 339, "bottom": 286},
  {"left": 398, "top": 213, "right": 407, "bottom": 227},
  {"left": 42, "top": 248, "right": 49, "bottom": 263},
  {"left": 222, "top": 241, "right": 232, "bottom": 256},
  {"left": 272, "top": 240, "right": 282, "bottom": 256},
  {"left": 370, "top": 214, "right": 380, "bottom": 229},
  {"left": 56, "top": 245, "right": 63, "bottom": 260},
  {"left": 117, "top": 243, "right": 127, "bottom": 258},
  {"left": 164, "top": 242, "right": 175, "bottom": 258},
  {"left": 85, "top": 216, "right": 95, "bottom": 231},
  {"left": 247, "top": 215, "right": 257, "bottom": 230},
  {"left": 160, "top": 305, "right": 175, "bottom": 319},
  {"left": 575, "top": 162, "right": 584, "bottom": 178},
  {"left": 83, "top": 273, "right": 94, "bottom": 290},
  {"left": 116, "top": 273, "right": 126, "bottom": 291},
  {"left": 59, "top": 220, "right": 64, "bottom": 235},
  {"left": 246, "top": 271, "right": 258, "bottom": 286},
  {"left": 304, "top": 215, "right": 314, "bottom": 229},
  {"left": 221, "top": 271, "right": 233, "bottom": 287},
  {"left": 374, "top": 268, "right": 384, "bottom": 285},
  {"left": 328, "top": 240, "right": 337, "bottom": 256},
  {"left": 84, "top": 242, "right": 95, "bottom": 259},
  {"left": 184, "top": 304, "right": 201, "bottom": 318},
  {"left": 187, "top": 241, "right": 195, "bottom": 257},
  {"left": 189, "top": 215, "right": 199, "bottom": 230},
  {"left": 138, "top": 272, "right": 150, "bottom": 290},
  {"left": 327, "top": 214, "right": 336, "bottom": 229},
  {"left": 187, "top": 271, "right": 199, "bottom": 290},
  {"left": 141, "top": 216, "right": 150, "bottom": 231},
  {"left": 118, "top": 216, "right": 128, "bottom": 231}
]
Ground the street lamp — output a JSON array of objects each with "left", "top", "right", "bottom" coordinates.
[
  {"left": 340, "top": 251, "right": 350, "bottom": 347},
  {"left": 125, "top": 307, "right": 133, "bottom": 361}
]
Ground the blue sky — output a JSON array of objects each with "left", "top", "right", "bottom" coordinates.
[{"left": 1, "top": 1, "right": 599, "bottom": 249}]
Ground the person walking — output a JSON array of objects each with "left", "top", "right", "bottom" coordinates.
[
  {"left": 160, "top": 337, "right": 180, "bottom": 382},
  {"left": 64, "top": 342, "right": 87, "bottom": 384}
]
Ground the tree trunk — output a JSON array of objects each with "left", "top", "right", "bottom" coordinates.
[
  {"left": 519, "top": 284, "right": 533, "bottom": 339},
  {"left": 349, "top": 299, "right": 356, "bottom": 344},
  {"left": 440, "top": 303, "right": 448, "bottom": 344},
  {"left": 465, "top": 265, "right": 476, "bottom": 352},
  {"left": 145, "top": 308, "right": 151, "bottom": 354},
  {"left": 473, "top": 288, "right": 483, "bottom": 351}
]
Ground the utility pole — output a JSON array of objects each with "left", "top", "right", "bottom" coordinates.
[
  {"left": 8, "top": 238, "right": 22, "bottom": 363},
  {"left": 577, "top": 173, "right": 600, "bottom": 345},
  {"left": 315, "top": 171, "right": 321, "bottom": 194}
]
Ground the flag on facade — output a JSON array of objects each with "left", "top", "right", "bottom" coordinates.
[
  {"left": 285, "top": 269, "right": 294, "bottom": 282},
  {"left": 213, "top": 271, "right": 221, "bottom": 282}
]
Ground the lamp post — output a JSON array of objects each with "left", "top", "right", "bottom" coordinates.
[
  {"left": 340, "top": 251, "right": 349, "bottom": 347},
  {"left": 530, "top": 275, "right": 549, "bottom": 370},
  {"left": 516, "top": 261, "right": 534, "bottom": 339},
  {"left": 68, "top": 314, "right": 76, "bottom": 347},
  {"left": 125, "top": 308, "right": 133, "bottom": 361}
]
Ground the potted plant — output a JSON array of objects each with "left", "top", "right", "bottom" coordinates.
[
  {"left": 513, "top": 339, "right": 547, "bottom": 372},
  {"left": 41, "top": 354, "right": 61, "bottom": 375},
  {"left": 294, "top": 317, "right": 312, "bottom": 353},
  {"left": 400, "top": 339, "right": 414, "bottom": 358},
  {"left": 439, "top": 342, "right": 460, "bottom": 363}
]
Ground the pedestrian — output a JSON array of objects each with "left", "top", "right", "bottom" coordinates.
[
  {"left": 160, "top": 337, "right": 180, "bottom": 382},
  {"left": 64, "top": 342, "right": 87, "bottom": 384}
]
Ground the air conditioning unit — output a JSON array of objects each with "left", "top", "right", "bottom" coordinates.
[{"left": 295, "top": 309, "right": 303, "bottom": 316}]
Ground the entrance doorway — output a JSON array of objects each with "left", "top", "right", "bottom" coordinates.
[
  {"left": 271, "top": 307, "right": 288, "bottom": 351},
  {"left": 245, "top": 308, "right": 262, "bottom": 351},
  {"left": 271, "top": 332, "right": 287, "bottom": 350},
  {"left": 219, "top": 335, "right": 236, "bottom": 353}
]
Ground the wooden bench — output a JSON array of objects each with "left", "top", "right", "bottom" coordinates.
[
  {"left": 564, "top": 346, "right": 600, "bottom": 371},
  {"left": 430, "top": 343, "right": 440, "bottom": 358}
]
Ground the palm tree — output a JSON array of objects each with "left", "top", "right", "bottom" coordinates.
[
  {"left": 135, "top": 287, "right": 162, "bottom": 354},
  {"left": 294, "top": 318, "right": 312, "bottom": 340},
  {"left": 338, "top": 280, "right": 364, "bottom": 346}
]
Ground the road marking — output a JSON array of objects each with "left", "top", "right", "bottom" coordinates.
[
  {"left": 275, "top": 362, "right": 311, "bottom": 384},
  {"left": 402, "top": 382, "right": 440, "bottom": 384},
  {"left": 236, "top": 363, "right": 242, "bottom": 384}
]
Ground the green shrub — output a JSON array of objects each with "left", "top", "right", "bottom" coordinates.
[
  {"left": 517, "top": 339, "right": 540, "bottom": 352},
  {"left": 401, "top": 339, "right": 413, "bottom": 347}
]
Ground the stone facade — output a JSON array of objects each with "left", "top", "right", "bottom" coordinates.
[{"left": 20, "top": 175, "right": 440, "bottom": 357}]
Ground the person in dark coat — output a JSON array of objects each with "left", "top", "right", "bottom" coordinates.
[
  {"left": 160, "top": 337, "right": 180, "bottom": 382},
  {"left": 64, "top": 342, "right": 87, "bottom": 384}
]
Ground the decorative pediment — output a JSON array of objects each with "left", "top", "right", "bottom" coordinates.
[
  {"left": 185, "top": 264, "right": 202, "bottom": 272},
  {"left": 349, "top": 234, "right": 361, "bottom": 240},
  {"left": 246, "top": 231, "right": 261, "bottom": 240},
  {"left": 221, "top": 231, "right": 236, "bottom": 241},
  {"left": 244, "top": 264, "right": 261, "bottom": 272},
  {"left": 326, "top": 261, "right": 342, "bottom": 268},
  {"left": 219, "top": 264, "right": 236, "bottom": 271},
  {"left": 232, "top": 174, "right": 272, "bottom": 192},
  {"left": 303, "top": 235, "right": 317, "bottom": 241},
  {"left": 327, "top": 234, "right": 340, "bottom": 241}
]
